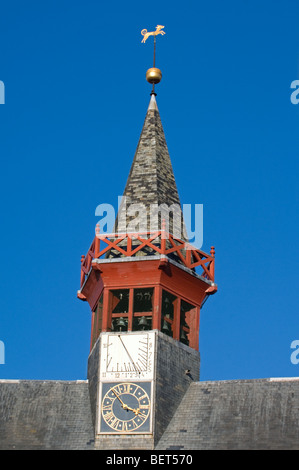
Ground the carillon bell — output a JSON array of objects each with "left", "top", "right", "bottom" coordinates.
[
  {"left": 162, "top": 319, "right": 171, "bottom": 334},
  {"left": 115, "top": 317, "right": 127, "bottom": 331},
  {"left": 138, "top": 316, "right": 149, "bottom": 330}
]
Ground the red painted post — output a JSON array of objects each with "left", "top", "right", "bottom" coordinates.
[
  {"left": 127, "top": 288, "right": 134, "bottom": 331},
  {"left": 210, "top": 246, "right": 215, "bottom": 281},
  {"left": 80, "top": 255, "right": 85, "bottom": 287},
  {"left": 152, "top": 285, "right": 162, "bottom": 330},
  {"left": 94, "top": 224, "right": 100, "bottom": 258},
  {"left": 161, "top": 218, "right": 166, "bottom": 254},
  {"left": 102, "top": 289, "right": 111, "bottom": 332},
  {"left": 173, "top": 297, "right": 181, "bottom": 342},
  {"left": 127, "top": 234, "right": 132, "bottom": 256},
  {"left": 189, "top": 307, "right": 200, "bottom": 351}
]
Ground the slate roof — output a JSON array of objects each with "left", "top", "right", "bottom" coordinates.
[
  {"left": 156, "top": 378, "right": 299, "bottom": 450},
  {"left": 0, "top": 380, "right": 94, "bottom": 450}
]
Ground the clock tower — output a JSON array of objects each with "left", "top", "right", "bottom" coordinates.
[{"left": 77, "top": 31, "right": 217, "bottom": 450}]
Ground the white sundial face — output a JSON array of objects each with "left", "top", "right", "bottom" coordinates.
[{"left": 100, "top": 332, "right": 155, "bottom": 381}]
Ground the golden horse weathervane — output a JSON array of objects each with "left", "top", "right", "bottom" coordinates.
[
  {"left": 141, "top": 25, "right": 165, "bottom": 93},
  {"left": 141, "top": 25, "right": 165, "bottom": 43}
]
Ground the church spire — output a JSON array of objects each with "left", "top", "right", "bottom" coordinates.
[{"left": 114, "top": 92, "right": 185, "bottom": 240}]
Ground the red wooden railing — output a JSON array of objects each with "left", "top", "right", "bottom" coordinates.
[{"left": 80, "top": 224, "right": 215, "bottom": 288}]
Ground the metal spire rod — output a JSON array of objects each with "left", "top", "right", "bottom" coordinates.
[
  {"left": 153, "top": 35, "right": 156, "bottom": 68},
  {"left": 152, "top": 36, "right": 157, "bottom": 94}
]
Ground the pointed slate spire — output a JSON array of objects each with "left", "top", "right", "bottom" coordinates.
[{"left": 115, "top": 94, "right": 186, "bottom": 240}]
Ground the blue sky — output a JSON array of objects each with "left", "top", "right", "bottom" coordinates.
[{"left": 0, "top": 0, "right": 298, "bottom": 381}]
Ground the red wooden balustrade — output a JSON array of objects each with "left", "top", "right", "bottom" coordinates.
[{"left": 80, "top": 224, "right": 215, "bottom": 289}]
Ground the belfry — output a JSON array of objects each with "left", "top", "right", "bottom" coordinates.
[{"left": 77, "top": 25, "right": 217, "bottom": 449}]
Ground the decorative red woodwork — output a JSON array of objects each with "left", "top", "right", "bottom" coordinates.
[
  {"left": 78, "top": 226, "right": 217, "bottom": 352},
  {"left": 79, "top": 225, "right": 215, "bottom": 290}
]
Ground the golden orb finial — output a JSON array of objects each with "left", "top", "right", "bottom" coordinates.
[{"left": 146, "top": 67, "right": 162, "bottom": 85}]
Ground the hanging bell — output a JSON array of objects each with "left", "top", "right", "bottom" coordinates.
[
  {"left": 115, "top": 317, "right": 127, "bottom": 332},
  {"left": 163, "top": 298, "right": 171, "bottom": 315},
  {"left": 138, "top": 316, "right": 148, "bottom": 330},
  {"left": 162, "top": 319, "right": 171, "bottom": 334}
]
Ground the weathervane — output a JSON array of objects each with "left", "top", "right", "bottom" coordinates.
[{"left": 141, "top": 25, "right": 166, "bottom": 94}]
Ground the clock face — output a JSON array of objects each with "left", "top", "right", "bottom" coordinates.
[
  {"left": 100, "top": 382, "right": 152, "bottom": 433},
  {"left": 100, "top": 332, "right": 155, "bottom": 380}
]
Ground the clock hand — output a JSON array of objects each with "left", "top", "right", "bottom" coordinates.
[
  {"left": 122, "top": 405, "right": 140, "bottom": 415},
  {"left": 111, "top": 388, "right": 139, "bottom": 414},
  {"left": 111, "top": 388, "right": 126, "bottom": 407}
]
